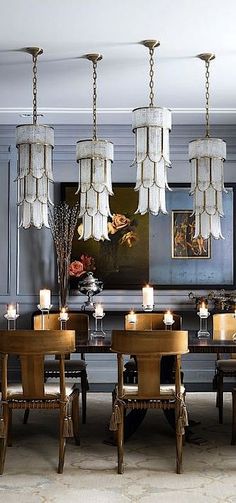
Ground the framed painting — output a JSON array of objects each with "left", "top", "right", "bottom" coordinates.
[
  {"left": 61, "top": 183, "right": 149, "bottom": 289},
  {"left": 172, "top": 210, "right": 210, "bottom": 259},
  {"left": 149, "top": 184, "right": 235, "bottom": 288}
]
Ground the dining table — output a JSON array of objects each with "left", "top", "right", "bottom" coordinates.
[{"left": 75, "top": 330, "right": 236, "bottom": 355}]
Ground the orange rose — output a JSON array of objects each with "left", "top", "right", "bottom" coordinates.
[
  {"left": 111, "top": 214, "right": 130, "bottom": 230},
  {"left": 69, "top": 260, "right": 84, "bottom": 277},
  {"left": 119, "top": 231, "right": 138, "bottom": 248}
]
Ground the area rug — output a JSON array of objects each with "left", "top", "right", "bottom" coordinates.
[{"left": 0, "top": 392, "right": 235, "bottom": 502}]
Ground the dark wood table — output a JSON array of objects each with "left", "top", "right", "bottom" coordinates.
[{"left": 76, "top": 331, "right": 236, "bottom": 354}]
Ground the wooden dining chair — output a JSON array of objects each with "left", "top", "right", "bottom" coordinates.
[
  {"left": 0, "top": 330, "right": 80, "bottom": 474},
  {"left": 33, "top": 312, "right": 89, "bottom": 423},
  {"left": 213, "top": 313, "right": 236, "bottom": 423},
  {"left": 110, "top": 330, "right": 189, "bottom": 474}
]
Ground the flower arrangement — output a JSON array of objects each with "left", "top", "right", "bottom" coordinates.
[{"left": 69, "top": 254, "right": 96, "bottom": 278}]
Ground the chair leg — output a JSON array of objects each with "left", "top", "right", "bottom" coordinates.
[
  {"left": 58, "top": 407, "right": 66, "bottom": 474},
  {"left": 175, "top": 404, "right": 183, "bottom": 474},
  {"left": 231, "top": 389, "right": 236, "bottom": 445},
  {"left": 0, "top": 405, "right": 9, "bottom": 475},
  {"left": 218, "top": 371, "right": 224, "bottom": 424},
  {"left": 7, "top": 409, "right": 12, "bottom": 447},
  {"left": 117, "top": 404, "right": 124, "bottom": 474},
  {"left": 23, "top": 409, "right": 30, "bottom": 424},
  {"left": 72, "top": 392, "right": 80, "bottom": 446},
  {"left": 81, "top": 371, "right": 87, "bottom": 424}
]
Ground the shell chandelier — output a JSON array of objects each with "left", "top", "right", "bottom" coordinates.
[
  {"left": 189, "top": 53, "right": 226, "bottom": 240},
  {"left": 16, "top": 47, "right": 54, "bottom": 229},
  {"left": 132, "top": 40, "right": 171, "bottom": 216},
  {"left": 76, "top": 54, "right": 113, "bottom": 241}
]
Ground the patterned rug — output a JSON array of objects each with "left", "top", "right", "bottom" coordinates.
[{"left": 1, "top": 392, "right": 235, "bottom": 502}]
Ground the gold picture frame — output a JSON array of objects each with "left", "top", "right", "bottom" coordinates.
[{"left": 172, "top": 210, "right": 211, "bottom": 259}]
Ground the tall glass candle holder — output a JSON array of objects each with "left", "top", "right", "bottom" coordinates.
[
  {"left": 37, "top": 304, "right": 52, "bottom": 330},
  {"left": 91, "top": 312, "right": 105, "bottom": 338},
  {"left": 197, "top": 310, "right": 210, "bottom": 339},
  {"left": 4, "top": 304, "right": 19, "bottom": 330}
]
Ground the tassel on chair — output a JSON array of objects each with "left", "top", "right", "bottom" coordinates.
[
  {"left": 176, "top": 395, "right": 189, "bottom": 435},
  {"left": 109, "top": 403, "right": 122, "bottom": 431},
  {"left": 63, "top": 416, "right": 74, "bottom": 438}
]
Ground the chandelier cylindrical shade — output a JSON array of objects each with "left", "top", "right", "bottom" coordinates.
[
  {"left": 189, "top": 137, "right": 226, "bottom": 239},
  {"left": 16, "top": 124, "right": 54, "bottom": 229},
  {"left": 76, "top": 139, "right": 113, "bottom": 241},
  {"left": 132, "top": 106, "right": 171, "bottom": 215}
]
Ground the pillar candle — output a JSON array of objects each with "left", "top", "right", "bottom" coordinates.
[
  {"left": 142, "top": 285, "right": 154, "bottom": 308},
  {"left": 39, "top": 289, "right": 51, "bottom": 309}
]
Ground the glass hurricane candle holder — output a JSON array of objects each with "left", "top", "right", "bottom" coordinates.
[
  {"left": 4, "top": 306, "right": 19, "bottom": 330},
  {"left": 91, "top": 312, "right": 106, "bottom": 338},
  {"left": 127, "top": 310, "right": 137, "bottom": 324},
  {"left": 197, "top": 311, "right": 210, "bottom": 339},
  {"left": 163, "top": 311, "right": 174, "bottom": 331},
  {"left": 58, "top": 309, "right": 69, "bottom": 330}
]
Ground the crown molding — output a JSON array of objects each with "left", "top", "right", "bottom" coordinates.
[{"left": 0, "top": 107, "right": 236, "bottom": 115}]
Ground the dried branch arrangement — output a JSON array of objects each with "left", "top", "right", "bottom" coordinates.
[{"left": 49, "top": 202, "right": 80, "bottom": 308}]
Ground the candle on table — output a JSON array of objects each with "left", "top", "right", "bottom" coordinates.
[
  {"left": 142, "top": 285, "right": 154, "bottom": 308},
  {"left": 127, "top": 310, "right": 137, "bottom": 324},
  {"left": 95, "top": 304, "right": 104, "bottom": 318},
  {"left": 199, "top": 302, "right": 208, "bottom": 317},
  {"left": 39, "top": 289, "right": 51, "bottom": 309},
  {"left": 7, "top": 304, "right": 16, "bottom": 319},
  {"left": 59, "top": 308, "right": 69, "bottom": 321},
  {"left": 164, "top": 310, "right": 173, "bottom": 324}
]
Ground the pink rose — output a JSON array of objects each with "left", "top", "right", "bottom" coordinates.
[
  {"left": 69, "top": 260, "right": 85, "bottom": 277},
  {"left": 80, "top": 254, "right": 96, "bottom": 272}
]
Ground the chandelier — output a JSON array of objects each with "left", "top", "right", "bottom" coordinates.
[
  {"left": 189, "top": 53, "right": 226, "bottom": 239},
  {"left": 76, "top": 54, "right": 113, "bottom": 241},
  {"left": 16, "top": 47, "right": 54, "bottom": 229},
  {"left": 132, "top": 40, "right": 171, "bottom": 216}
]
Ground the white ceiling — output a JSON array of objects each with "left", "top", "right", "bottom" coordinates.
[{"left": 0, "top": 0, "right": 236, "bottom": 125}]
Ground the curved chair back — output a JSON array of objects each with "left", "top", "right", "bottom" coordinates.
[
  {"left": 125, "top": 312, "right": 182, "bottom": 331},
  {"left": 213, "top": 313, "right": 236, "bottom": 340},
  {"left": 0, "top": 330, "right": 75, "bottom": 399},
  {"left": 33, "top": 312, "right": 89, "bottom": 334}
]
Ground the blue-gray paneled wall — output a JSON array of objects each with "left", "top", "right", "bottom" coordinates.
[{"left": 0, "top": 124, "right": 236, "bottom": 384}]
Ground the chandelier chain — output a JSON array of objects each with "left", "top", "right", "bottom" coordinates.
[
  {"left": 149, "top": 47, "right": 155, "bottom": 107},
  {"left": 205, "top": 60, "right": 210, "bottom": 138},
  {"left": 32, "top": 54, "right": 38, "bottom": 125},
  {"left": 93, "top": 60, "right": 97, "bottom": 140}
]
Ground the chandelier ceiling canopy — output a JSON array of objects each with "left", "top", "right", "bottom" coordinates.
[
  {"left": 76, "top": 53, "right": 114, "bottom": 241},
  {"left": 16, "top": 47, "right": 54, "bottom": 229},
  {"left": 189, "top": 53, "right": 226, "bottom": 240},
  {"left": 132, "top": 39, "right": 172, "bottom": 216}
]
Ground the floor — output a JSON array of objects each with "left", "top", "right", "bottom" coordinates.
[{"left": 1, "top": 392, "right": 236, "bottom": 502}]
